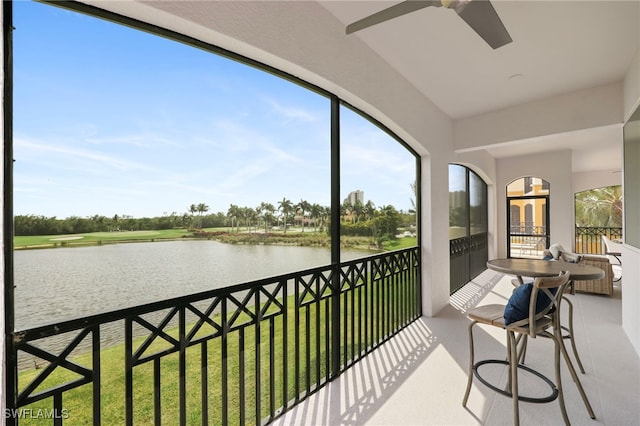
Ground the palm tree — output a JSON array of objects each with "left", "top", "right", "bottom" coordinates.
[
  {"left": 195, "top": 203, "right": 209, "bottom": 229},
  {"left": 575, "top": 185, "right": 623, "bottom": 228},
  {"left": 323, "top": 206, "right": 331, "bottom": 231},
  {"left": 197, "top": 203, "right": 209, "bottom": 215},
  {"left": 352, "top": 200, "right": 364, "bottom": 223},
  {"left": 259, "top": 202, "right": 276, "bottom": 232},
  {"left": 378, "top": 204, "right": 401, "bottom": 238},
  {"left": 278, "top": 197, "right": 293, "bottom": 233},
  {"left": 181, "top": 213, "right": 190, "bottom": 227},
  {"left": 310, "top": 203, "right": 322, "bottom": 232},
  {"left": 296, "top": 199, "right": 311, "bottom": 232},
  {"left": 266, "top": 203, "right": 276, "bottom": 232},
  {"left": 255, "top": 206, "right": 263, "bottom": 232},
  {"left": 227, "top": 204, "right": 240, "bottom": 232},
  {"left": 241, "top": 206, "right": 255, "bottom": 231},
  {"left": 189, "top": 204, "right": 198, "bottom": 229},
  {"left": 363, "top": 200, "right": 376, "bottom": 221}
]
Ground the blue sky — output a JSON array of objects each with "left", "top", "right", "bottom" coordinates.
[{"left": 13, "top": 1, "right": 416, "bottom": 219}]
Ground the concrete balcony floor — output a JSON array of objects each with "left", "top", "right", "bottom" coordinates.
[{"left": 271, "top": 269, "right": 639, "bottom": 425}]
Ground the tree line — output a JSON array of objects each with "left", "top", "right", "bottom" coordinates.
[{"left": 14, "top": 197, "right": 413, "bottom": 239}]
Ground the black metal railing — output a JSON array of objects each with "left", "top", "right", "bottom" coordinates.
[
  {"left": 509, "top": 224, "right": 546, "bottom": 235},
  {"left": 7, "top": 247, "right": 420, "bottom": 425},
  {"left": 575, "top": 226, "right": 623, "bottom": 254},
  {"left": 507, "top": 224, "right": 549, "bottom": 259},
  {"left": 449, "top": 233, "right": 488, "bottom": 294}
]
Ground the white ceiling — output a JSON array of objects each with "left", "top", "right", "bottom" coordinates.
[
  {"left": 319, "top": 0, "right": 639, "bottom": 171},
  {"left": 320, "top": 0, "right": 638, "bottom": 119}
]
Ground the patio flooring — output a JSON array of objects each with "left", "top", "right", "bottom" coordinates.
[{"left": 271, "top": 269, "right": 639, "bottom": 425}]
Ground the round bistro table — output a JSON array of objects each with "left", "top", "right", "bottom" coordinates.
[
  {"left": 487, "top": 258, "right": 604, "bottom": 281},
  {"left": 487, "top": 257, "right": 604, "bottom": 370}
]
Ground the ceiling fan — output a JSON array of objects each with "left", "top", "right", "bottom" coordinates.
[{"left": 346, "top": 0, "right": 512, "bottom": 50}]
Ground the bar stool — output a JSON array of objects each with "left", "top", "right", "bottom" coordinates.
[
  {"left": 462, "top": 271, "right": 595, "bottom": 425},
  {"left": 511, "top": 275, "right": 586, "bottom": 374}
]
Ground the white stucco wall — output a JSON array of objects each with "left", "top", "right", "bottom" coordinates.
[
  {"left": 622, "top": 40, "right": 640, "bottom": 355},
  {"left": 623, "top": 45, "right": 640, "bottom": 121},
  {"left": 622, "top": 244, "right": 640, "bottom": 355},
  {"left": 420, "top": 156, "right": 452, "bottom": 315}
]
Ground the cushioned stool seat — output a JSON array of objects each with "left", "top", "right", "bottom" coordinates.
[{"left": 466, "top": 304, "right": 505, "bottom": 326}]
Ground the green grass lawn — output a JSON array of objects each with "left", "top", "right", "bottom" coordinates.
[
  {"left": 16, "top": 292, "right": 386, "bottom": 425},
  {"left": 15, "top": 229, "right": 201, "bottom": 249},
  {"left": 14, "top": 228, "right": 416, "bottom": 252},
  {"left": 383, "top": 236, "right": 418, "bottom": 251}
]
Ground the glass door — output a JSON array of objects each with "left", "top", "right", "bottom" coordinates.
[
  {"left": 449, "top": 165, "right": 488, "bottom": 293},
  {"left": 507, "top": 177, "right": 550, "bottom": 258}
]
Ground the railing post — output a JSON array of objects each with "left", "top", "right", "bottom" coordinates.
[
  {"left": 92, "top": 325, "right": 101, "bottom": 425},
  {"left": 330, "top": 96, "right": 341, "bottom": 379},
  {"left": 179, "top": 306, "right": 186, "bottom": 426},
  {"left": 125, "top": 318, "right": 133, "bottom": 426},
  {"left": 221, "top": 297, "right": 228, "bottom": 425},
  {"left": 3, "top": 2, "right": 17, "bottom": 424}
]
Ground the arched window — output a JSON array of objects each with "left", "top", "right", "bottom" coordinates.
[
  {"left": 11, "top": 0, "right": 420, "bottom": 320},
  {"left": 449, "top": 164, "right": 488, "bottom": 294},
  {"left": 507, "top": 177, "right": 550, "bottom": 258}
]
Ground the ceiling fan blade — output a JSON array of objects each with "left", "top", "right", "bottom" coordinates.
[
  {"left": 453, "top": 0, "right": 512, "bottom": 49},
  {"left": 346, "top": 0, "right": 442, "bottom": 35}
]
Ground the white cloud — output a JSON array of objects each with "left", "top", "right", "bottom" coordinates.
[
  {"left": 15, "top": 137, "right": 157, "bottom": 173},
  {"left": 264, "top": 97, "right": 317, "bottom": 123},
  {"left": 85, "top": 132, "right": 178, "bottom": 148}
]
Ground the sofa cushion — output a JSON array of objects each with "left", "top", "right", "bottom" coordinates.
[{"left": 549, "top": 244, "right": 562, "bottom": 259}]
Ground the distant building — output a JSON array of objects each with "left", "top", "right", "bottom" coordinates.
[
  {"left": 344, "top": 190, "right": 364, "bottom": 206},
  {"left": 507, "top": 176, "right": 549, "bottom": 234},
  {"left": 449, "top": 190, "right": 465, "bottom": 210}
]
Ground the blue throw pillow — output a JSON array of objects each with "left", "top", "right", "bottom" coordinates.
[{"left": 504, "top": 282, "right": 556, "bottom": 325}]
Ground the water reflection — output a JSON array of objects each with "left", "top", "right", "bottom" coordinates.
[{"left": 14, "top": 240, "right": 369, "bottom": 329}]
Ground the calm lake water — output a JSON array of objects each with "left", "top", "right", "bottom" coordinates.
[
  {"left": 14, "top": 240, "right": 370, "bottom": 330},
  {"left": 13, "top": 240, "right": 371, "bottom": 369}
]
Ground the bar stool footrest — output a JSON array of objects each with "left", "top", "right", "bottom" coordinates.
[
  {"left": 537, "top": 325, "right": 571, "bottom": 340},
  {"left": 473, "top": 359, "right": 559, "bottom": 404}
]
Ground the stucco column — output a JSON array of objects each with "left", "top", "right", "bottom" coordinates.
[{"left": 421, "top": 154, "right": 451, "bottom": 316}]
